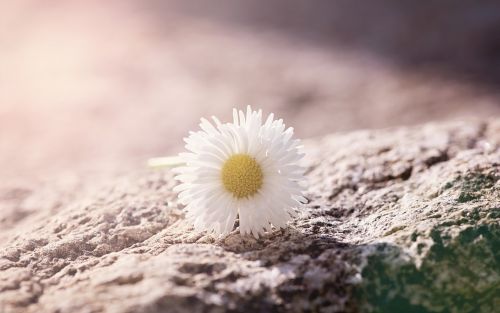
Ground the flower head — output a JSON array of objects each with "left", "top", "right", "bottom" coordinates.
[{"left": 174, "top": 106, "right": 306, "bottom": 237}]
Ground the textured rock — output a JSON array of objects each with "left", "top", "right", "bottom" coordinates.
[{"left": 0, "top": 120, "right": 499, "bottom": 313}]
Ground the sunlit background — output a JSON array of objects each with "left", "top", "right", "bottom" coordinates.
[{"left": 1, "top": 0, "right": 500, "bottom": 182}]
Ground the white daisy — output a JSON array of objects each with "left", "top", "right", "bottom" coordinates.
[{"left": 174, "top": 106, "right": 307, "bottom": 237}]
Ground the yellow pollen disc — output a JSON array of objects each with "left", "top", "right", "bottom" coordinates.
[{"left": 221, "top": 154, "right": 263, "bottom": 199}]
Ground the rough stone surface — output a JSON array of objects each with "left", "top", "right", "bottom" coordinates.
[{"left": 1, "top": 120, "right": 499, "bottom": 313}]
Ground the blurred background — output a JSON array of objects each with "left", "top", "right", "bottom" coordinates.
[{"left": 1, "top": 0, "right": 500, "bottom": 182}]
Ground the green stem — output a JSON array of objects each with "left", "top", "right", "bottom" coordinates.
[{"left": 147, "top": 156, "right": 185, "bottom": 168}]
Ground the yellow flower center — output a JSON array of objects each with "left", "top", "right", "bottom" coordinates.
[{"left": 221, "top": 154, "right": 263, "bottom": 199}]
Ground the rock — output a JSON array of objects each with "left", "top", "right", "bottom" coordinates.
[{"left": 0, "top": 120, "right": 498, "bottom": 313}]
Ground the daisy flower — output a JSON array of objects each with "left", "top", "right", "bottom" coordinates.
[{"left": 174, "top": 106, "right": 306, "bottom": 237}]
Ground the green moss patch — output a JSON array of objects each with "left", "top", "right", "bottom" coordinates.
[
  {"left": 456, "top": 173, "right": 498, "bottom": 203},
  {"left": 353, "top": 223, "right": 500, "bottom": 313}
]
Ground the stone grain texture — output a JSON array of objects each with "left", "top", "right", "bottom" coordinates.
[{"left": 1, "top": 120, "right": 499, "bottom": 313}]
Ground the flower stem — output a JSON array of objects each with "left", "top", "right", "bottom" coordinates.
[{"left": 147, "top": 156, "right": 185, "bottom": 168}]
